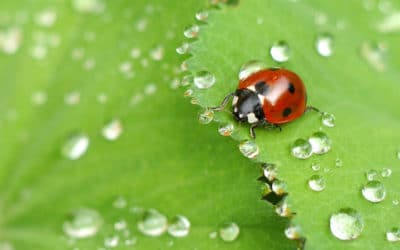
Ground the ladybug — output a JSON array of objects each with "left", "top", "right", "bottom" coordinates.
[{"left": 211, "top": 68, "right": 320, "bottom": 138}]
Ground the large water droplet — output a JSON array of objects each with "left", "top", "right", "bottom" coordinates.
[
  {"left": 291, "top": 138, "right": 312, "bottom": 159},
  {"left": 167, "top": 215, "right": 191, "bottom": 238},
  {"left": 238, "top": 60, "right": 267, "bottom": 80},
  {"left": 137, "top": 209, "right": 168, "bottom": 237},
  {"left": 308, "top": 131, "right": 332, "bottom": 155},
  {"left": 270, "top": 41, "right": 290, "bottom": 63},
  {"left": 272, "top": 180, "right": 287, "bottom": 195},
  {"left": 194, "top": 71, "right": 216, "bottom": 89},
  {"left": 198, "top": 109, "right": 214, "bottom": 124},
  {"left": 386, "top": 227, "right": 400, "bottom": 242},
  {"left": 315, "top": 33, "right": 334, "bottom": 57},
  {"left": 308, "top": 175, "right": 325, "bottom": 192},
  {"left": 239, "top": 140, "right": 259, "bottom": 159},
  {"left": 381, "top": 168, "right": 392, "bottom": 178},
  {"left": 63, "top": 208, "right": 102, "bottom": 239},
  {"left": 61, "top": 133, "right": 89, "bottom": 160},
  {"left": 321, "top": 112, "right": 336, "bottom": 127},
  {"left": 218, "top": 123, "right": 234, "bottom": 136},
  {"left": 285, "top": 225, "right": 301, "bottom": 240},
  {"left": 361, "top": 180, "right": 386, "bottom": 203},
  {"left": 330, "top": 208, "right": 364, "bottom": 240},
  {"left": 219, "top": 222, "right": 240, "bottom": 242},
  {"left": 183, "top": 24, "right": 200, "bottom": 38},
  {"left": 102, "top": 119, "right": 123, "bottom": 141}
]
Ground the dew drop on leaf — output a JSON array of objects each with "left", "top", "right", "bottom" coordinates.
[
  {"left": 219, "top": 222, "right": 240, "bottom": 242},
  {"left": 104, "top": 235, "right": 119, "bottom": 248},
  {"left": 167, "top": 215, "right": 191, "bottom": 238},
  {"left": 263, "top": 164, "right": 278, "bottom": 181},
  {"left": 361, "top": 180, "right": 386, "bottom": 203},
  {"left": 315, "top": 33, "right": 334, "bottom": 57},
  {"left": 137, "top": 209, "right": 168, "bottom": 237},
  {"left": 181, "top": 75, "right": 193, "bottom": 87},
  {"left": 284, "top": 225, "right": 301, "bottom": 240},
  {"left": 360, "top": 42, "right": 387, "bottom": 72},
  {"left": 311, "top": 162, "right": 320, "bottom": 171},
  {"left": 386, "top": 227, "right": 400, "bottom": 242},
  {"left": 335, "top": 158, "right": 343, "bottom": 167},
  {"left": 381, "top": 168, "right": 392, "bottom": 178},
  {"left": 198, "top": 109, "right": 214, "bottom": 124},
  {"left": 321, "top": 112, "right": 336, "bottom": 127},
  {"left": 270, "top": 41, "right": 290, "bottom": 63},
  {"left": 195, "top": 10, "right": 209, "bottom": 22},
  {"left": 114, "top": 219, "right": 128, "bottom": 231},
  {"left": 238, "top": 60, "right": 267, "bottom": 81},
  {"left": 209, "top": 231, "right": 217, "bottom": 239},
  {"left": 63, "top": 208, "right": 102, "bottom": 239},
  {"left": 0, "top": 27, "right": 22, "bottom": 55},
  {"left": 31, "top": 91, "right": 47, "bottom": 106},
  {"left": 308, "top": 175, "right": 325, "bottom": 192},
  {"left": 183, "top": 24, "right": 200, "bottom": 38},
  {"left": 239, "top": 140, "right": 259, "bottom": 159},
  {"left": 72, "top": 0, "right": 105, "bottom": 14},
  {"left": 308, "top": 131, "right": 332, "bottom": 155},
  {"left": 124, "top": 237, "right": 137, "bottom": 246},
  {"left": 272, "top": 179, "right": 287, "bottom": 195},
  {"left": 291, "top": 138, "right": 312, "bottom": 159},
  {"left": 275, "top": 199, "right": 291, "bottom": 217},
  {"left": 194, "top": 71, "right": 216, "bottom": 89},
  {"left": 365, "top": 169, "right": 379, "bottom": 181},
  {"left": 329, "top": 208, "right": 364, "bottom": 241},
  {"left": 61, "top": 133, "right": 89, "bottom": 160},
  {"left": 176, "top": 42, "right": 190, "bottom": 55},
  {"left": 102, "top": 119, "right": 123, "bottom": 141},
  {"left": 183, "top": 89, "right": 193, "bottom": 98},
  {"left": 112, "top": 196, "right": 127, "bottom": 209},
  {"left": 377, "top": 12, "right": 400, "bottom": 34},
  {"left": 218, "top": 123, "right": 234, "bottom": 136}
]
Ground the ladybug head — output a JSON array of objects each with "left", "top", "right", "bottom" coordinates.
[{"left": 232, "top": 89, "right": 265, "bottom": 124}]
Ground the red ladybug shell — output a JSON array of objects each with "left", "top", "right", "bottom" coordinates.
[{"left": 238, "top": 68, "right": 307, "bottom": 124}]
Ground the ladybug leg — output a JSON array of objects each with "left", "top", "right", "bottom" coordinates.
[
  {"left": 250, "top": 122, "right": 262, "bottom": 138},
  {"left": 209, "top": 93, "right": 234, "bottom": 111}
]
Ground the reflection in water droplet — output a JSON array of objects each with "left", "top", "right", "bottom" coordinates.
[
  {"left": 64, "top": 91, "right": 81, "bottom": 106},
  {"left": 272, "top": 180, "right": 287, "bottom": 195},
  {"left": 239, "top": 140, "right": 259, "bottom": 159},
  {"left": 62, "top": 133, "right": 89, "bottom": 160},
  {"left": 195, "top": 10, "right": 209, "bottom": 21},
  {"left": 238, "top": 60, "right": 267, "bottom": 81},
  {"left": 219, "top": 222, "right": 240, "bottom": 242},
  {"left": 361, "top": 180, "right": 386, "bottom": 203},
  {"left": 184, "top": 24, "right": 200, "bottom": 38},
  {"left": 285, "top": 225, "right": 301, "bottom": 240},
  {"left": 137, "top": 209, "right": 168, "bottom": 237},
  {"left": 366, "top": 169, "right": 379, "bottom": 181},
  {"left": 308, "top": 131, "right": 332, "bottom": 155},
  {"left": 104, "top": 235, "right": 119, "bottom": 248},
  {"left": 316, "top": 33, "right": 334, "bottom": 57},
  {"left": 194, "top": 71, "right": 216, "bottom": 89},
  {"left": 168, "top": 215, "right": 191, "bottom": 238},
  {"left": 270, "top": 41, "right": 290, "bottom": 63},
  {"left": 330, "top": 208, "right": 364, "bottom": 240},
  {"left": 381, "top": 168, "right": 392, "bottom": 178},
  {"left": 360, "top": 42, "right": 387, "bottom": 72},
  {"left": 102, "top": 119, "right": 123, "bottom": 141},
  {"left": 263, "top": 164, "right": 278, "bottom": 181},
  {"left": 308, "top": 175, "right": 325, "bottom": 192},
  {"left": 198, "top": 109, "right": 214, "bottom": 124},
  {"left": 291, "top": 138, "right": 312, "bottom": 159},
  {"left": 218, "top": 123, "right": 234, "bottom": 136},
  {"left": 387, "top": 227, "right": 400, "bottom": 242},
  {"left": 63, "top": 208, "right": 102, "bottom": 239},
  {"left": 321, "top": 112, "right": 336, "bottom": 127}
]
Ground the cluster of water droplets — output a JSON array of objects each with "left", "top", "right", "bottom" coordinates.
[{"left": 291, "top": 131, "right": 332, "bottom": 160}]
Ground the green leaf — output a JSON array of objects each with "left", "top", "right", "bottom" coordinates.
[
  {"left": 0, "top": 0, "right": 295, "bottom": 249},
  {"left": 186, "top": 0, "right": 400, "bottom": 249}
]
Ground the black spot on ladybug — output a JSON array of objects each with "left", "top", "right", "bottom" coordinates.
[
  {"left": 288, "top": 83, "right": 295, "bottom": 94},
  {"left": 255, "top": 81, "right": 269, "bottom": 95},
  {"left": 282, "top": 107, "right": 292, "bottom": 117}
]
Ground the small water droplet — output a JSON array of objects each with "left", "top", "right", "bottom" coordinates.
[
  {"left": 270, "top": 41, "right": 290, "bottom": 63},
  {"left": 124, "top": 237, "right": 137, "bottom": 246},
  {"left": 180, "top": 60, "right": 189, "bottom": 71},
  {"left": 381, "top": 168, "right": 392, "bottom": 178},
  {"left": 291, "top": 138, "right": 312, "bottom": 159},
  {"left": 377, "top": 12, "right": 400, "bottom": 34},
  {"left": 263, "top": 164, "right": 278, "bottom": 181},
  {"left": 35, "top": 9, "right": 57, "bottom": 27},
  {"left": 308, "top": 131, "right": 332, "bottom": 155},
  {"left": 101, "top": 119, "right": 123, "bottom": 141},
  {"left": 114, "top": 219, "right": 127, "bottom": 231},
  {"left": 272, "top": 180, "right": 287, "bottom": 195},
  {"left": 335, "top": 158, "right": 343, "bottom": 167},
  {"left": 31, "top": 91, "right": 47, "bottom": 106},
  {"left": 219, "top": 222, "right": 240, "bottom": 242},
  {"left": 321, "top": 112, "right": 336, "bottom": 127},
  {"left": 285, "top": 225, "right": 301, "bottom": 240},
  {"left": 218, "top": 123, "right": 234, "bottom": 136},
  {"left": 63, "top": 208, "right": 102, "bottom": 239},
  {"left": 397, "top": 151, "right": 400, "bottom": 160},
  {"left": 104, "top": 235, "right": 119, "bottom": 248},
  {"left": 275, "top": 199, "right": 291, "bottom": 217},
  {"left": 184, "top": 24, "right": 200, "bottom": 38},
  {"left": 393, "top": 199, "right": 399, "bottom": 206},
  {"left": 329, "top": 208, "right": 364, "bottom": 240},
  {"left": 113, "top": 196, "right": 127, "bottom": 209},
  {"left": 183, "top": 89, "right": 193, "bottom": 98},
  {"left": 194, "top": 71, "right": 216, "bottom": 89},
  {"left": 314, "top": 11, "right": 328, "bottom": 26},
  {"left": 209, "top": 231, "right": 217, "bottom": 239},
  {"left": 181, "top": 75, "right": 193, "bottom": 87},
  {"left": 366, "top": 169, "right": 379, "bottom": 181},
  {"left": 176, "top": 43, "right": 190, "bottom": 55},
  {"left": 0, "top": 27, "right": 22, "bottom": 55},
  {"left": 308, "top": 175, "right": 326, "bottom": 192},
  {"left": 238, "top": 60, "right": 267, "bottom": 80},
  {"left": 167, "top": 215, "right": 191, "bottom": 238},
  {"left": 83, "top": 58, "right": 96, "bottom": 70},
  {"left": 316, "top": 33, "right": 334, "bottom": 57},
  {"left": 386, "top": 227, "right": 400, "bottom": 242},
  {"left": 311, "top": 162, "right": 321, "bottom": 171},
  {"left": 198, "top": 109, "right": 214, "bottom": 124},
  {"left": 136, "top": 18, "right": 148, "bottom": 32},
  {"left": 72, "top": 0, "right": 105, "bottom": 14},
  {"left": 130, "top": 48, "right": 141, "bottom": 59},
  {"left": 239, "top": 140, "right": 259, "bottom": 159},
  {"left": 150, "top": 45, "right": 164, "bottom": 61},
  {"left": 361, "top": 180, "right": 386, "bottom": 203},
  {"left": 360, "top": 42, "right": 387, "bottom": 72},
  {"left": 137, "top": 209, "right": 168, "bottom": 237},
  {"left": 195, "top": 10, "right": 209, "bottom": 21},
  {"left": 62, "top": 133, "right": 89, "bottom": 160}
]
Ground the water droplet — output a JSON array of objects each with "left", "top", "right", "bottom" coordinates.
[
  {"left": 315, "top": 33, "right": 334, "bottom": 57},
  {"left": 386, "top": 227, "right": 400, "bottom": 242},
  {"left": 113, "top": 196, "right": 127, "bottom": 209},
  {"left": 393, "top": 199, "right": 399, "bottom": 206},
  {"left": 219, "top": 222, "right": 240, "bottom": 242},
  {"left": 167, "top": 215, "right": 191, "bottom": 238},
  {"left": 285, "top": 225, "right": 301, "bottom": 240},
  {"left": 329, "top": 208, "right": 364, "bottom": 240},
  {"left": 218, "top": 123, "right": 234, "bottom": 136},
  {"left": 176, "top": 43, "right": 190, "bottom": 55},
  {"left": 361, "top": 180, "right": 386, "bottom": 203},
  {"left": 198, "top": 109, "right": 214, "bottom": 124},
  {"left": 308, "top": 131, "right": 332, "bottom": 155},
  {"left": 0, "top": 27, "right": 22, "bottom": 54},
  {"left": 270, "top": 41, "right": 290, "bottom": 63},
  {"left": 209, "top": 231, "right": 217, "bottom": 239},
  {"left": 72, "top": 0, "right": 105, "bottom": 14},
  {"left": 184, "top": 24, "right": 200, "bottom": 38},
  {"left": 150, "top": 45, "right": 164, "bottom": 61},
  {"left": 137, "top": 209, "right": 168, "bottom": 237},
  {"left": 144, "top": 84, "right": 157, "bottom": 95},
  {"left": 335, "top": 158, "right": 343, "bottom": 167},
  {"left": 31, "top": 91, "right": 47, "bottom": 106},
  {"left": 63, "top": 208, "right": 102, "bottom": 239},
  {"left": 263, "top": 164, "right": 278, "bottom": 181},
  {"left": 238, "top": 60, "right": 267, "bottom": 80},
  {"left": 311, "top": 162, "right": 321, "bottom": 171},
  {"left": 104, "top": 235, "right": 119, "bottom": 248},
  {"left": 291, "top": 138, "right": 312, "bottom": 159},
  {"left": 308, "top": 175, "right": 325, "bottom": 192},
  {"left": 130, "top": 48, "right": 141, "bottom": 59},
  {"left": 275, "top": 199, "right": 291, "bottom": 217},
  {"left": 195, "top": 10, "right": 209, "bottom": 21},
  {"left": 239, "top": 140, "right": 259, "bottom": 159},
  {"left": 381, "top": 168, "right": 392, "bottom": 178},
  {"left": 377, "top": 12, "right": 400, "bottom": 34},
  {"left": 314, "top": 11, "right": 328, "bottom": 26},
  {"left": 360, "top": 42, "right": 387, "bottom": 72},
  {"left": 61, "top": 133, "right": 89, "bottom": 160},
  {"left": 272, "top": 180, "right": 287, "bottom": 195},
  {"left": 183, "top": 89, "right": 193, "bottom": 98},
  {"left": 101, "top": 119, "right": 123, "bottom": 141},
  {"left": 181, "top": 75, "right": 193, "bottom": 87},
  {"left": 136, "top": 18, "right": 148, "bottom": 32},
  {"left": 194, "top": 71, "right": 216, "bottom": 89},
  {"left": 35, "top": 9, "right": 57, "bottom": 27},
  {"left": 321, "top": 112, "right": 336, "bottom": 127},
  {"left": 397, "top": 150, "right": 400, "bottom": 160},
  {"left": 83, "top": 58, "right": 96, "bottom": 70},
  {"left": 124, "top": 237, "right": 137, "bottom": 246},
  {"left": 366, "top": 169, "right": 379, "bottom": 181}
]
